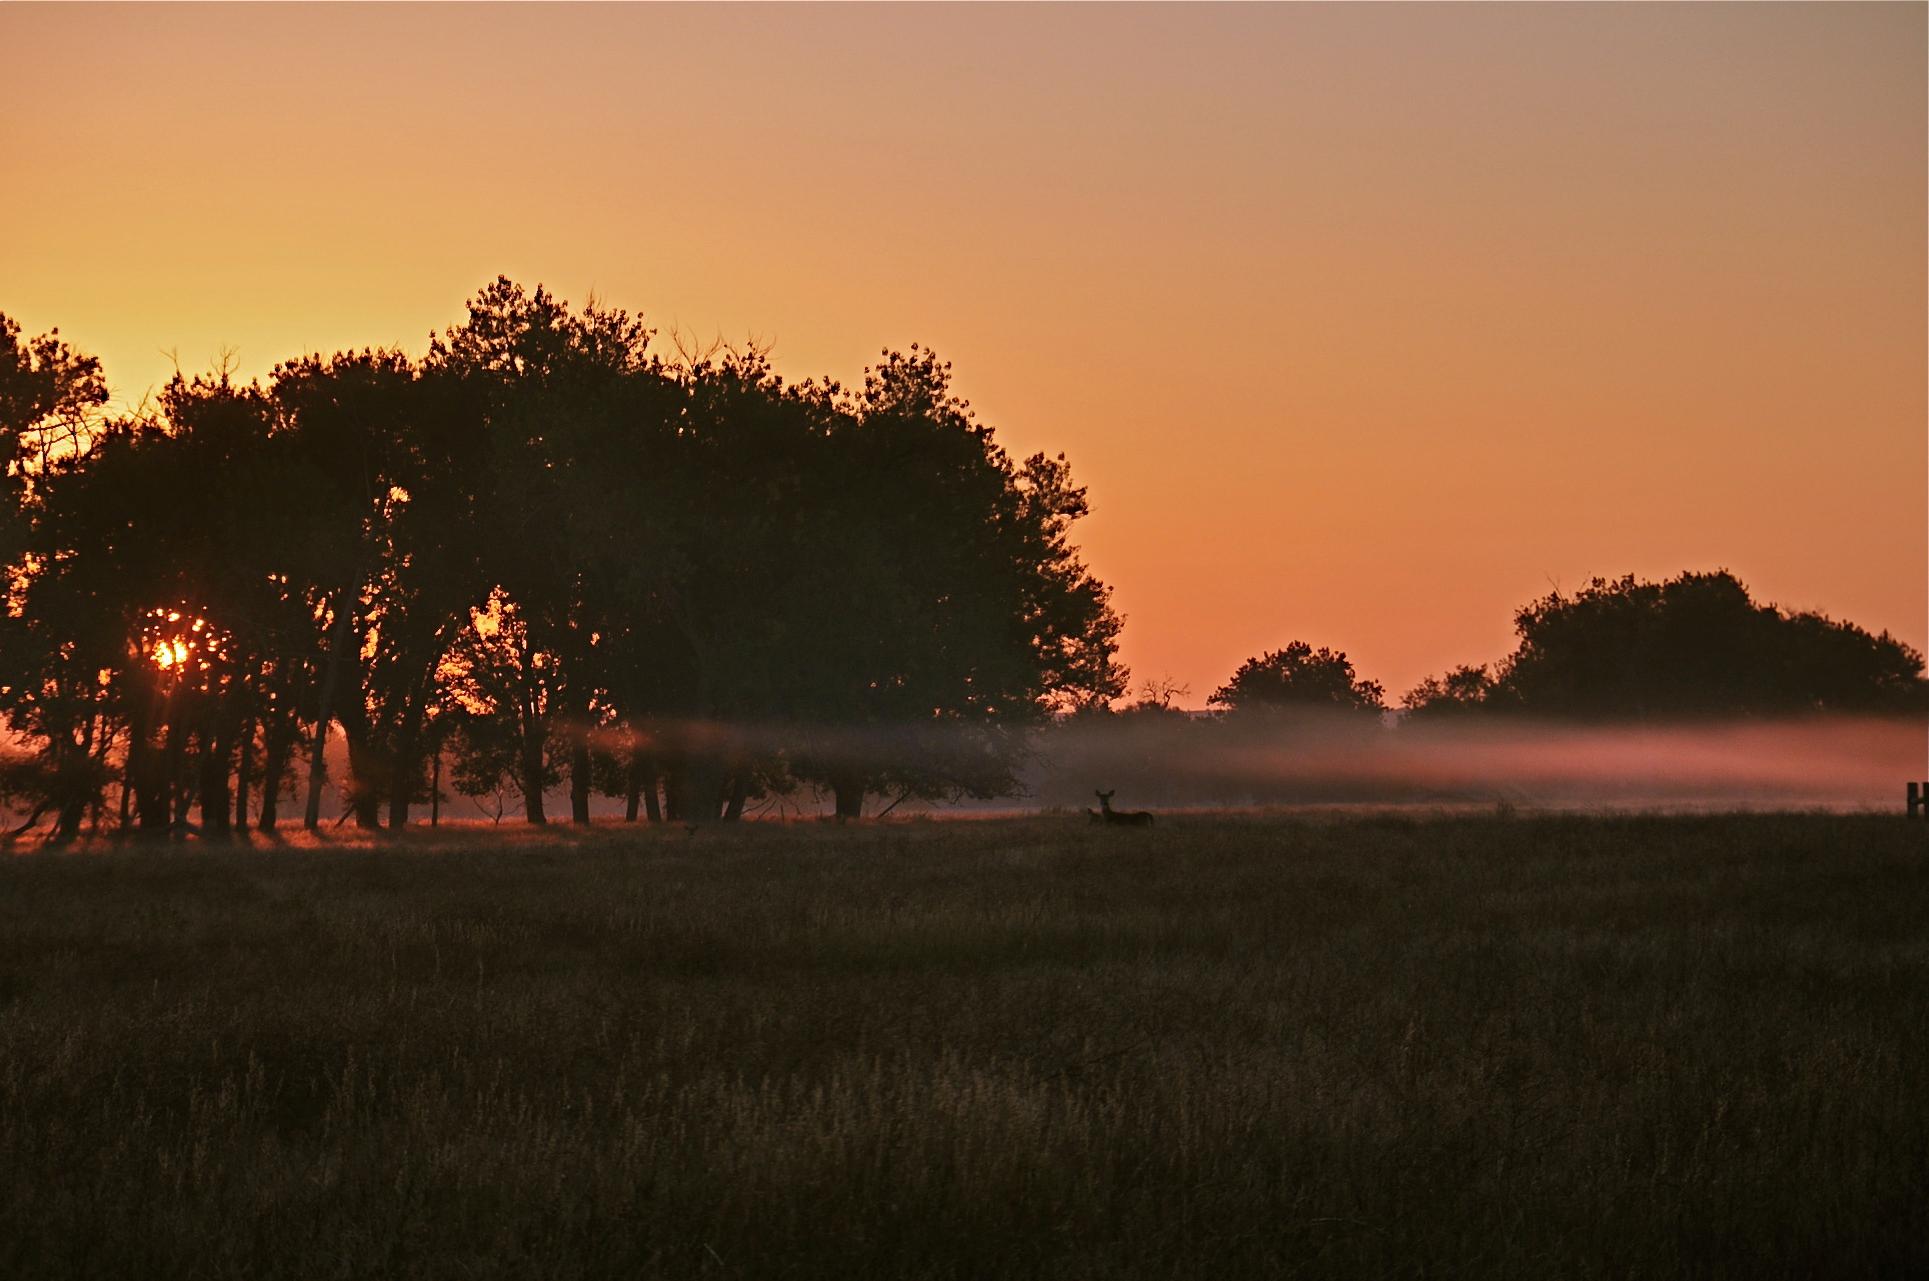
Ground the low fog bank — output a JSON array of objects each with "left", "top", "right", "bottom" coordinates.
[
  {"left": 1010, "top": 714, "right": 1928, "bottom": 814},
  {"left": 15, "top": 716, "right": 1918, "bottom": 833}
]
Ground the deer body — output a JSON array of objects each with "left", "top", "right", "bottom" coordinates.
[{"left": 1095, "top": 790, "right": 1155, "bottom": 827}]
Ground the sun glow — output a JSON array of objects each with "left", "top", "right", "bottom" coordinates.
[{"left": 142, "top": 606, "right": 226, "bottom": 676}]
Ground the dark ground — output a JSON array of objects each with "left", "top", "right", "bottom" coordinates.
[{"left": 2, "top": 812, "right": 1925, "bottom": 1279}]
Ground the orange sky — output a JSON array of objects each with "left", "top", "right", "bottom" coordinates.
[{"left": 3, "top": 3, "right": 1923, "bottom": 703}]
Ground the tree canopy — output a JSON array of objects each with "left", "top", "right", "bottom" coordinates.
[
  {"left": 1208, "top": 642, "right": 1386, "bottom": 718},
  {"left": 1402, "top": 571, "right": 1925, "bottom": 720},
  {"left": 0, "top": 286, "right": 1126, "bottom": 839}
]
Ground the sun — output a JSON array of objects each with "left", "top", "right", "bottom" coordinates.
[{"left": 143, "top": 608, "right": 221, "bottom": 675}]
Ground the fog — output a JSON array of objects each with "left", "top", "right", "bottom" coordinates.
[
  {"left": 1008, "top": 714, "right": 1928, "bottom": 815},
  {"left": 11, "top": 715, "right": 1921, "bottom": 833},
  {"left": 560, "top": 713, "right": 1929, "bottom": 818}
]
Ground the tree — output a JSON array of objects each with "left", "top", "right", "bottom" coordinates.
[
  {"left": 0, "top": 315, "right": 119, "bottom": 841},
  {"left": 1209, "top": 642, "right": 1385, "bottom": 717},
  {"left": 0, "top": 312, "right": 108, "bottom": 482},
  {"left": 781, "top": 347, "right": 1126, "bottom": 818},
  {"left": 0, "top": 284, "right": 1128, "bottom": 834},
  {"left": 426, "top": 278, "right": 665, "bottom": 823},
  {"left": 1400, "top": 664, "right": 1495, "bottom": 719},
  {"left": 1403, "top": 571, "right": 1926, "bottom": 720},
  {"left": 1113, "top": 676, "right": 1190, "bottom": 722}
]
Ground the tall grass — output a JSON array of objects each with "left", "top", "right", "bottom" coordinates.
[{"left": 2, "top": 813, "right": 1925, "bottom": 1278}]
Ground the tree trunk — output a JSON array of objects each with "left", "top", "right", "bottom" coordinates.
[
  {"left": 671, "top": 757, "right": 727, "bottom": 823},
  {"left": 167, "top": 716, "right": 193, "bottom": 837},
  {"left": 386, "top": 745, "right": 413, "bottom": 829},
  {"left": 343, "top": 733, "right": 384, "bottom": 829},
  {"left": 304, "top": 592, "right": 354, "bottom": 831},
  {"left": 723, "top": 768, "right": 749, "bottom": 822},
  {"left": 47, "top": 733, "right": 87, "bottom": 844},
  {"left": 233, "top": 719, "right": 254, "bottom": 830},
  {"left": 257, "top": 731, "right": 289, "bottom": 832},
  {"left": 570, "top": 734, "right": 593, "bottom": 825},
  {"left": 51, "top": 796, "right": 86, "bottom": 846},
  {"left": 660, "top": 758, "right": 683, "bottom": 822},
  {"left": 515, "top": 684, "right": 548, "bottom": 823},
  {"left": 387, "top": 659, "right": 441, "bottom": 830},
  {"left": 832, "top": 773, "right": 865, "bottom": 822},
  {"left": 643, "top": 762, "right": 662, "bottom": 823},
  {"left": 520, "top": 751, "right": 548, "bottom": 825},
  {"left": 134, "top": 734, "right": 172, "bottom": 835},
  {"left": 430, "top": 750, "right": 441, "bottom": 826},
  {"left": 624, "top": 749, "right": 661, "bottom": 823},
  {"left": 127, "top": 689, "right": 172, "bottom": 837},
  {"left": 198, "top": 728, "right": 233, "bottom": 837}
]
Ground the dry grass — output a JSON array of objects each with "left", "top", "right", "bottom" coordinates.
[{"left": 2, "top": 812, "right": 1925, "bottom": 1278}]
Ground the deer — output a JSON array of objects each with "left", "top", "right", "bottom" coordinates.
[{"left": 1094, "top": 790, "right": 1155, "bottom": 827}]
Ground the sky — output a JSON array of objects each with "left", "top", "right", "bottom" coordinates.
[{"left": 2, "top": 2, "right": 1923, "bottom": 704}]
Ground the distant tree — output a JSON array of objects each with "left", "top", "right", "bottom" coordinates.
[
  {"left": 1493, "top": 571, "right": 1923, "bottom": 718},
  {"left": 1113, "top": 676, "right": 1190, "bottom": 721},
  {"left": 1401, "top": 571, "right": 1927, "bottom": 721},
  {"left": 1209, "top": 642, "right": 1385, "bottom": 717},
  {"left": 1400, "top": 664, "right": 1495, "bottom": 719}
]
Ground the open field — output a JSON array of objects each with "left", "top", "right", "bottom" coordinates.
[{"left": 3, "top": 813, "right": 1926, "bottom": 1279}]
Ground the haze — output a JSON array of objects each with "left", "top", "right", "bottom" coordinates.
[{"left": 2, "top": 2, "right": 1921, "bottom": 700}]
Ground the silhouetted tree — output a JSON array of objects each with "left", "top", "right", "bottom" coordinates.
[
  {"left": 0, "top": 315, "right": 123, "bottom": 841},
  {"left": 782, "top": 348, "right": 1125, "bottom": 817},
  {"left": 1400, "top": 664, "right": 1496, "bottom": 719},
  {"left": 0, "top": 287, "right": 1128, "bottom": 834},
  {"left": 1209, "top": 642, "right": 1385, "bottom": 717},
  {"left": 427, "top": 278, "right": 664, "bottom": 823},
  {"left": 1404, "top": 571, "right": 1926, "bottom": 720},
  {"left": 265, "top": 350, "right": 427, "bottom": 827},
  {"left": 0, "top": 312, "right": 108, "bottom": 480}
]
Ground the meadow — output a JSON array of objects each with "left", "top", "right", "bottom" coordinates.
[{"left": 2, "top": 812, "right": 1925, "bottom": 1279}]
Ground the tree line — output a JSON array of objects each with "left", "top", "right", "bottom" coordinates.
[
  {"left": 1126, "top": 569, "right": 1924, "bottom": 725},
  {"left": 0, "top": 282, "right": 1126, "bottom": 841},
  {"left": 4, "top": 286, "right": 1918, "bottom": 841}
]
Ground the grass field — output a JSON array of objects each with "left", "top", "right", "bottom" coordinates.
[{"left": 2, "top": 813, "right": 1926, "bottom": 1279}]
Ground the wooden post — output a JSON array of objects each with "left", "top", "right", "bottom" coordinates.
[{"left": 1909, "top": 782, "right": 1927, "bottom": 817}]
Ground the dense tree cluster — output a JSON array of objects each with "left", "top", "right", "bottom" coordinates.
[
  {"left": 1133, "top": 571, "right": 1921, "bottom": 732},
  {"left": 1400, "top": 571, "right": 1925, "bottom": 720},
  {"left": 0, "top": 283, "right": 1126, "bottom": 840},
  {"left": 1060, "top": 572, "right": 1923, "bottom": 812},
  {"left": 1191, "top": 572, "right": 1923, "bottom": 728},
  {"left": 1208, "top": 643, "right": 1385, "bottom": 718}
]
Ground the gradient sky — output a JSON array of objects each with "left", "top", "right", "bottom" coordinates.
[{"left": 3, "top": 2, "right": 1923, "bottom": 703}]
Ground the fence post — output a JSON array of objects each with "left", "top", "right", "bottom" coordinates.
[{"left": 1910, "top": 782, "right": 1927, "bottom": 817}]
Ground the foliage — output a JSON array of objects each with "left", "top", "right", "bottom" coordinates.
[
  {"left": 1400, "top": 663, "right": 1496, "bottom": 719},
  {"left": 0, "top": 288, "right": 1126, "bottom": 832},
  {"left": 1403, "top": 571, "right": 1926, "bottom": 720},
  {"left": 1208, "top": 640, "right": 1385, "bottom": 717}
]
